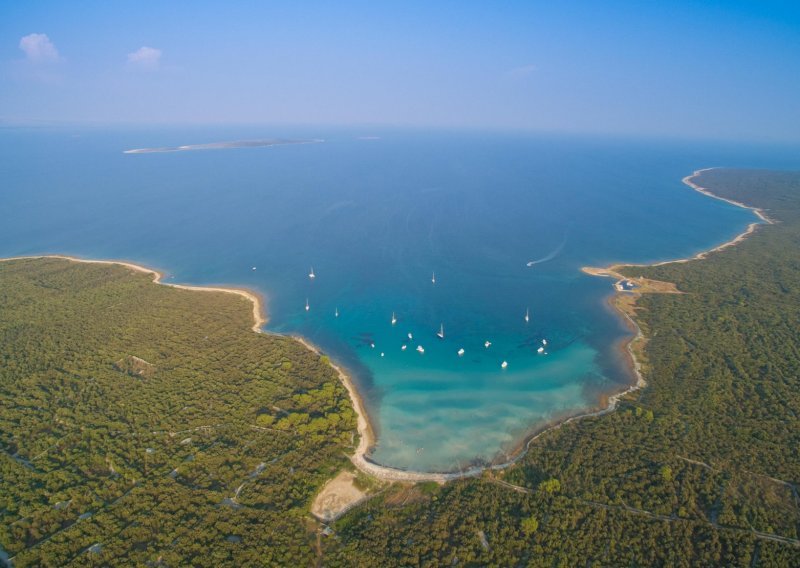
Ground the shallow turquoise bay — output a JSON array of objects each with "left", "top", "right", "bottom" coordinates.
[{"left": 2, "top": 126, "right": 798, "bottom": 471}]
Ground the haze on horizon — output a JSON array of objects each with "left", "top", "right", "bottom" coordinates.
[{"left": 1, "top": 0, "right": 799, "bottom": 142}]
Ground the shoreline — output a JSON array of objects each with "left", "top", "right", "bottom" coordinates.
[
  {"left": 583, "top": 167, "right": 774, "bottom": 279},
  {"left": 0, "top": 255, "right": 267, "bottom": 332},
  {"left": 0, "top": 169, "right": 771, "bottom": 483},
  {"left": 576, "top": 167, "right": 775, "bottom": 444},
  {"left": 344, "top": 166, "right": 773, "bottom": 481}
]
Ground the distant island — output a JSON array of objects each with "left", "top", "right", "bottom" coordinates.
[{"left": 123, "top": 138, "right": 323, "bottom": 154}]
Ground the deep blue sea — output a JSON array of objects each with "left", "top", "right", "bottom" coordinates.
[{"left": 2, "top": 125, "right": 798, "bottom": 472}]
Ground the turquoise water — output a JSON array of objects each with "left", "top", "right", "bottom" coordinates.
[{"left": 2, "top": 126, "right": 798, "bottom": 472}]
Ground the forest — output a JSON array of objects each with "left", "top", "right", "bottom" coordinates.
[
  {"left": 0, "top": 259, "right": 356, "bottom": 566},
  {"left": 1, "top": 168, "right": 799, "bottom": 566}
]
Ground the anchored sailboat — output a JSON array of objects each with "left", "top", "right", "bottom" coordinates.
[
  {"left": 457, "top": 348, "right": 465, "bottom": 356},
  {"left": 501, "top": 361, "right": 508, "bottom": 369},
  {"left": 416, "top": 345, "right": 425, "bottom": 354}
]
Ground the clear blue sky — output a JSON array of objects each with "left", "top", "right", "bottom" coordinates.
[{"left": 2, "top": 1, "right": 799, "bottom": 140}]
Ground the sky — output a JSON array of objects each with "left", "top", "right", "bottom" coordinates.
[{"left": 1, "top": 1, "right": 800, "bottom": 141}]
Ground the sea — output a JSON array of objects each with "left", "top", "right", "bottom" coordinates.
[{"left": 2, "top": 125, "right": 798, "bottom": 472}]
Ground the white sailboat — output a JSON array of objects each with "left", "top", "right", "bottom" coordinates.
[
  {"left": 401, "top": 344, "right": 408, "bottom": 351},
  {"left": 437, "top": 323, "right": 444, "bottom": 339},
  {"left": 416, "top": 345, "right": 425, "bottom": 354},
  {"left": 457, "top": 348, "right": 465, "bottom": 356},
  {"left": 542, "top": 339, "right": 548, "bottom": 346},
  {"left": 305, "top": 298, "right": 310, "bottom": 312},
  {"left": 537, "top": 346, "right": 545, "bottom": 354},
  {"left": 391, "top": 312, "right": 397, "bottom": 326},
  {"left": 525, "top": 308, "right": 530, "bottom": 323},
  {"left": 335, "top": 307, "right": 339, "bottom": 317},
  {"left": 484, "top": 340, "right": 492, "bottom": 348},
  {"left": 431, "top": 271, "right": 436, "bottom": 284},
  {"left": 309, "top": 266, "right": 315, "bottom": 279},
  {"left": 408, "top": 332, "right": 413, "bottom": 340},
  {"left": 501, "top": 361, "right": 508, "bottom": 369}
]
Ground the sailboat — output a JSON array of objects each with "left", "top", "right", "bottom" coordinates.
[
  {"left": 408, "top": 332, "right": 413, "bottom": 340},
  {"left": 537, "top": 346, "right": 545, "bottom": 354},
  {"left": 309, "top": 266, "right": 315, "bottom": 279},
  {"left": 484, "top": 340, "right": 492, "bottom": 348},
  {"left": 431, "top": 271, "right": 436, "bottom": 284},
  {"left": 501, "top": 361, "right": 508, "bottom": 369},
  {"left": 416, "top": 345, "right": 425, "bottom": 354},
  {"left": 437, "top": 324, "right": 444, "bottom": 339},
  {"left": 457, "top": 348, "right": 465, "bottom": 356},
  {"left": 391, "top": 312, "right": 397, "bottom": 326},
  {"left": 335, "top": 307, "right": 339, "bottom": 318},
  {"left": 525, "top": 308, "right": 530, "bottom": 323},
  {"left": 305, "top": 298, "right": 310, "bottom": 312}
]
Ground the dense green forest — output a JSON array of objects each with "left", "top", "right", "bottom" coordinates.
[
  {"left": 0, "top": 259, "right": 356, "bottom": 566},
  {"left": 1, "top": 169, "right": 799, "bottom": 566},
  {"left": 322, "top": 169, "right": 800, "bottom": 567}
]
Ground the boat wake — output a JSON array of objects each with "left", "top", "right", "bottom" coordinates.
[{"left": 526, "top": 234, "right": 568, "bottom": 267}]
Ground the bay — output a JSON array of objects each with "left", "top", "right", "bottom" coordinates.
[{"left": 2, "top": 125, "right": 797, "bottom": 471}]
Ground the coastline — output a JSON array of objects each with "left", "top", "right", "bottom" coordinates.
[
  {"left": 0, "top": 254, "right": 457, "bottom": 482},
  {"left": 584, "top": 167, "right": 774, "bottom": 279},
  {"left": 0, "top": 169, "right": 772, "bottom": 483},
  {"left": 0, "top": 255, "right": 267, "bottom": 333},
  {"left": 348, "top": 166, "right": 774, "bottom": 481},
  {"left": 293, "top": 335, "right": 485, "bottom": 482},
  {"left": 577, "top": 167, "right": 775, "bottom": 442}
]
